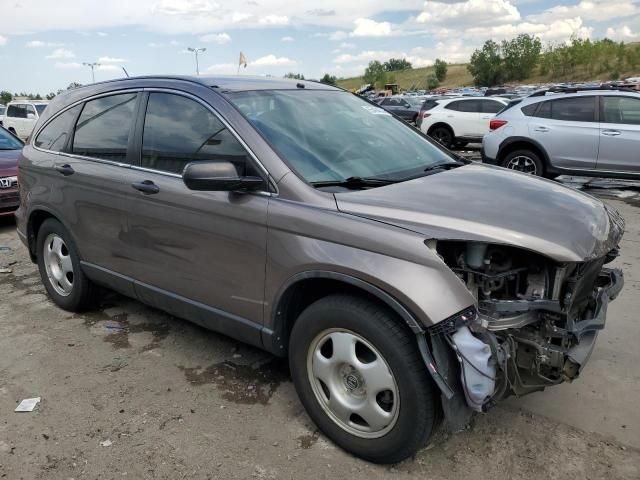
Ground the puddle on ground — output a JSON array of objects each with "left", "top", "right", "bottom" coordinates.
[
  {"left": 77, "top": 307, "right": 170, "bottom": 351},
  {"left": 297, "top": 431, "right": 320, "bottom": 449},
  {"left": 179, "top": 358, "right": 289, "bottom": 405}
]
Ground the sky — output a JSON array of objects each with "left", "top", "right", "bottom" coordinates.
[{"left": 1, "top": 0, "right": 639, "bottom": 94}]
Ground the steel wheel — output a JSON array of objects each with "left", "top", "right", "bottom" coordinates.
[
  {"left": 505, "top": 155, "right": 538, "bottom": 175},
  {"left": 43, "top": 233, "right": 74, "bottom": 297},
  {"left": 307, "top": 328, "right": 400, "bottom": 439}
]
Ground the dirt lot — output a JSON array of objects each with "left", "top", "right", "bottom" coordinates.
[{"left": 0, "top": 188, "right": 639, "bottom": 479}]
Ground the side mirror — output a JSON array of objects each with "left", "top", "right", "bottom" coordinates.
[
  {"left": 183, "top": 160, "right": 264, "bottom": 192},
  {"left": 27, "top": 113, "right": 36, "bottom": 120}
]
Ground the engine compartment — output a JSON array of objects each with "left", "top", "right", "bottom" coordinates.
[{"left": 432, "top": 240, "right": 623, "bottom": 411}]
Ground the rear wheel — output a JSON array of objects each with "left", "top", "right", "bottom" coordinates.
[
  {"left": 8, "top": 127, "right": 16, "bottom": 135},
  {"left": 501, "top": 149, "right": 544, "bottom": 176},
  {"left": 429, "top": 126, "right": 454, "bottom": 149},
  {"left": 289, "top": 294, "right": 437, "bottom": 464},
  {"left": 36, "top": 218, "right": 98, "bottom": 311}
]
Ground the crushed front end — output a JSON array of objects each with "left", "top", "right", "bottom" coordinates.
[{"left": 428, "top": 232, "right": 624, "bottom": 419}]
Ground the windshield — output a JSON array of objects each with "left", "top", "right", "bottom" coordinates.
[
  {"left": 228, "top": 90, "right": 455, "bottom": 185},
  {"left": 35, "top": 104, "right": 48, "bottom": 116},
  {"left": 0, "top": 128, "right": 23, "bottom": 150}
]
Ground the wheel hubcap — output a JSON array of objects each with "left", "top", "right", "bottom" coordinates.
[
  {"left": 506, "top": 155, "right": 537, "bottom": 175},
  {"left": 43, "top": 233, "right": 74, "bottom": 297},
  {"left": 307, "top": 329, "right": 400, "bottom": 438}
]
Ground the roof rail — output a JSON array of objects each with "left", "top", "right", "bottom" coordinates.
[{"left": 529, "top": 85, "right": 638, "bottom": 97}]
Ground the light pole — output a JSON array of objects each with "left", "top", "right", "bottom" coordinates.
[
  {"left": 82, "top": 62, "right": 101, "bottom": 83},
  {"left": 187, "top": 47, "right": 206, "bottom": 75}
]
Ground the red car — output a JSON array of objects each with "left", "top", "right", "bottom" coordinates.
[{"left": 0, "top": 127, "right": 23, "bottom": 217}]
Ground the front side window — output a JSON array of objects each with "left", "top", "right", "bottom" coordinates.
[
  {"left": 72, "top": 93, "right": 137, "bottom": 162},
  {"left": 141, "top": 93, "right": 253, "bottom": 175},
  {"left": 35, "top": 105, "right": 81, "bottom": 152},
  {"left": 229, "top": 90, "right": 456, "bottom": 185},
  {"left": 601, "top": 96, "right": 640, "bottom": 125},
  {"left": 549, "top": 97, "right": 596, "bottom": 122}
]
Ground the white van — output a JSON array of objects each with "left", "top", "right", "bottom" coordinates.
[{"left": 2, "top": 101, "right": 49, "bottom": 139}]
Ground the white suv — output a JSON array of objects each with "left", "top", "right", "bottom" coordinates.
[
  {"left": 2, "top": 100, "right": 49, "bottom": 139},
  {"left": 418, "top": 97, "right": 508, "bottom": 148},
  {"left": 482, "top": 86, "right": 640, "bottom": 178}
]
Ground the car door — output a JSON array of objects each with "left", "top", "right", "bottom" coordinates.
[
  {"left": 597, "top": 95, "right": 640, "bottom": 173},
  {"left": 527, "top": 96, "right": 599, "bottom": 169},
  {"left": 121, "top": 91, "right": 270, "bottom": 333},
  {"left": 6, "top": 104, "right": 27, "bottom": 138},
  {"left": 56, "top": 91, "right": 141, "bottom": 294},
  {"left": 22, "top": 104, "right": 37, "bottom": 139},
  {"left": 444, "top": 100, "right": 480, "bottom": 137}
]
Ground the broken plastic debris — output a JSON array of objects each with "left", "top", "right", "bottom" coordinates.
[
  {"left": 0, "top": 267, "right": 12, "bottom": 274},
  {"left": 104, "top": 322, "right": 126, "bottom": 332},
  {"left": 15, "top": 397, "right": 41, "bottom": 412},
  {"left": 100, "top": 439, "right": 113, "bottom": 447},
  {"left": 0, "top": 245, "right": 12, "bottom": 251}
]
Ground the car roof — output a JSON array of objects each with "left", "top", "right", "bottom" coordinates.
[{"left": 81, "top": 75, "right": 342, "bottom": 93}]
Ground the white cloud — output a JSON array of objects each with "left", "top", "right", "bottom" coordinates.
[
  {"left": 417, "top": 0, "right": 520, "bottom": 26},
  {"left": 98, "top": 56, "right": 128, "bottom": 63},
  {"left": 258, "top": 15, "right": 289, "bottom": 26},
  {"left": 55, "top": 61, "right": 82, "bottom": 69},
  {"left": 350, "top": 18, "right": 392, "bottom": 37},
  {"left": 153, "top": 0, "right": 215, "bottom": 16},
  {"left": 97, "top": 31, "right": 108, "bottom": 36},
  {"left": 528, "top": 0, "right": 639, "bottom": 24},
  {"left": 281, "top": 36, "right": 294, "bottom": 42},
  {"left": 606, "top": 25, "right": 640, "bottom": 40},
  {"left": 97, "top": 64, "right": 121, "bottom": 71},
  {"left": 46, "top": 48, "right": 76, "bottom": 59},
  {"left": 26, "top": 40, "right": 64, "bottom": 48},
  {"left": 200, "top": 32, "right": 231, "bottom": 44},
  {"left": 339, "top": 42, "right": 356, "bottom": 49},
  {"left": 232, "top": 12, "right": 252, "bottom": 23},
  {"left": 464, "top": 16, "right": 592, "bottom": 42},
  {"left": 206, "top": 62, "right": 237, "bottom": 73},
  {"left": 253, "top": 54, "right": 296, "bottom": 66},
  {"left": 0, "top": 35, "right": 6, "bottom": 47}
]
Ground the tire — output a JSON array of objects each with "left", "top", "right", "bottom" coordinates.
[
  {"left": 8, "top": 127, "right": 16, "bottom": 135},
  {"left": 428, "top": 126, "right": 454, "bottom": 149},
  {"left": 501, "top": 149, "right": 544, "bottom": 176},
  {"left": 289, "top": 294, "right": 437, "bottom": 464},
  {"left": 36, "top": 218, "right": 98, "bottom": 311}
]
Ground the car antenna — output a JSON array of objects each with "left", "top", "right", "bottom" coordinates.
[{"left": 122, "top": 67, "right": 130, "bottom": 78}]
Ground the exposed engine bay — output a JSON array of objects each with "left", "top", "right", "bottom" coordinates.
[{"left": 429, "top": 240, "right": 624, "bottom": 414}]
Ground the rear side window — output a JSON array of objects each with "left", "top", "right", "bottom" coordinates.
[
  {"left": 446, "top": 100, "right": 479, "bottom": 112},
  {"left": 601, "top": 96, "right": 640, "bottom": 125},
  {"left": 34, "top": 105, "right": 81, "bottom": 152},
  {"left": 521, "top": 103, "right": 538, "bottom": 116},
  {"left": 480, "top": 100, "right": 504, "bottom": 113},
  {"left": 141, "top": 93, "right": 253, "bottom": 175},
  {"left": 72, "top": 93, "right": 137, "bottom": 162},
  {"left": 549, "top": 97, "right": 596, "bottom": 122}
]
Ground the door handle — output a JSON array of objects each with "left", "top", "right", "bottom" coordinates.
[
  {"left": 131, "top": 180, "right": 160, "bottom": 195},
  {"left": 533, "top": 126, "right": 549, "bottom": 133},
  {"left": 602, "top": 129, "right": 621, "bottom": 136},
  {"left": 54, "top": 164, "right": 75, "bottom": 176}
]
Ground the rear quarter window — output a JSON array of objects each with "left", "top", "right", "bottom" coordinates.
[
  {"left": 35, "top": 105, "right": 82, "bottom": 152},
  {"left": 521, "top": 103, "right": 538, "bottom": 116}
]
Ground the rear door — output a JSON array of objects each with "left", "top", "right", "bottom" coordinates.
[
  {"left": 6, "top": 104, "right": 28, "bottom": 138},
  {"left": 527, "top": 96, "right": 599, "bottom": 169},
  {"left": 444, "top": 99, "right": 481, "bottom": 137},
  {"left": 121, "top": 91, "right": 270, "bottom": 333},
  {"left": 597, "top": 95, "right": 640, "bottom": 173},
  {"left": 477, "top": 99, "right": 505, "bottom": 136}
]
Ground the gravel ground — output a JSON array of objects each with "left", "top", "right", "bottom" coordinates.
[{"left": 0, "top": 190, "right": 639, "bottom": 479}]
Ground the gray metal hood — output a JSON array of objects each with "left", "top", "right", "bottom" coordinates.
[{"left": 335, "top": 163, "right": 624, "bottom": 262}]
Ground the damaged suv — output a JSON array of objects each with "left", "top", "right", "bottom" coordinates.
[{"left": 16, "top": 76, "right": 624, "bottom": 464}]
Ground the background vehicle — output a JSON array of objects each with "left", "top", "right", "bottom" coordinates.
[
  {"left": 482, "top": 86, "right": 640, "bottom": 178},
  {"left": 0, "top": 105, "right": 5, "bottom": 126},
  {"left": 375, "top": 96, "right": 422, "bottom": 123},
  {"left": 419, "top": 96, "right": 508, "bottom": 148},
  {"left": 16, "top": 76, "right": 624, "bottom": 464},
  {"left": 2, "top": 100, "right": 48, "bottom": 139},
  {"left": 0, "top": 126, "right": 23, "bottom": 216}
]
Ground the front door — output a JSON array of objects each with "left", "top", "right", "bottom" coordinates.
[
  {"left": 121, "top": 91, "right": 270, "bottom": 333},
  {"left": 597, "top": 95, "right": 640, "bottom": 173}
]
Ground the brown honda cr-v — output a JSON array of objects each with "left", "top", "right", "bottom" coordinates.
[{"left": 16, "top": 75, "right": 624, "bottom": 463}]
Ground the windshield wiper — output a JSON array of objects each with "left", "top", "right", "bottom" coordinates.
[
  {"left": 423, "top": 161, "right": 462, "bottom": 173},
  {"left": 310, "top": 176, "right": 398, "bottom": 189}
]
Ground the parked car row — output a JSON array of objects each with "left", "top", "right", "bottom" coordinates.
[{"left": 1, "top": 100, "right": 49, "bottom": 140}]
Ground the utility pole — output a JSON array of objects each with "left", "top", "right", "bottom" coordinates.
[
  {"left": 82, "top": 62, "right": 101, "bottom": 83},
  {"left": 187, "top": 47, "right": 206, "bottom": 75}
]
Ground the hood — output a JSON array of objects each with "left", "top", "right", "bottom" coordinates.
[
  {"left": 0, "top": 149, "right": 19, "bottom": 175},
  {"left": 335, "top": 163, "right": 623, "bottom": 262}
]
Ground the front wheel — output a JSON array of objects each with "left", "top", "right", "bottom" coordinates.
[{"left": 289, "top": 294, "right": 438, "bottom": 464}]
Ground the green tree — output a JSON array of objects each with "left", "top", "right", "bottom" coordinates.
[
  {"left": 434, "top": 58, "right": 447, "bottom": 82},
  {"left": 426, "top": 73, "right": 439, "bottom": 90},
  {"left": 0, "top": 91, "right": 12, "bottom": 105},
  {"left": 501, "top": 34, "right": 541, "bottom": 81},
  {"left": 284, "top": 72, "right": 305, "bottom": 80},
  {"left": 319, "top": 73, "right": 337, "bottom": 86},
  {"left": 46, "top": 92, "right": 56, "bottom": 100},
  {"left": 467, "top": 40, "right": 503, "bottom": 87},
  {"left": 363, "top": 60, "right": 387, "bottom": 89},
  {"left": 383, "top": 58, "right": 412, "bottom": 72},
  {"left": 67, "top": 82, "right": 82, "bottom": 90}
]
